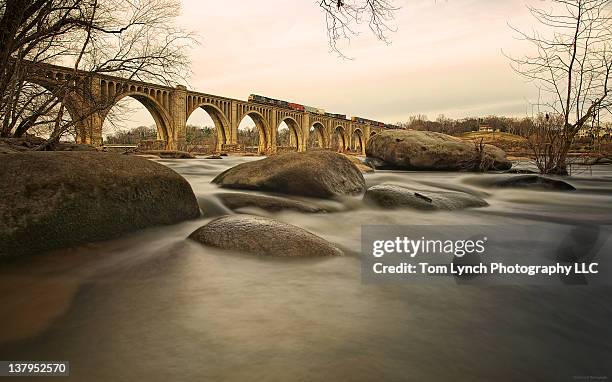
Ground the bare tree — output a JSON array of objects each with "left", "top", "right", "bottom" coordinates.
[
  {"left": 0, "top": 0, "right": 194, "bottom": 146},
  {"left": 319, "top": 0, "right": 398, "bottom": 57},
  {"left": 508, "top": 0, "right": 612, "bottom": 174}
]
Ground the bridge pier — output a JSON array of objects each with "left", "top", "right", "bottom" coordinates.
[
  {"left": 169, "top": 85, "right": 188, "bottom": 151},
  {"left": 301, "top": 114, "right": 310, "bottom": 152}
]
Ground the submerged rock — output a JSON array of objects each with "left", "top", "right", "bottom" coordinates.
[
  {"left": 364, "top": 157, "right": 395, "bottom": 170},
  {"left": 216, "top": 192, "right": 326, "bottom": 213},
  {"left": 506, "top": 168, "right": 538, "bottom": 174},
  {"left": 212, "top": 150, "right": 366, "bottom": 198},
  {"left": 188, "top": 215, "right": 343, "bottom": 257},
  {"left": 364, "top": 184, "right": 489, "bottom": 210},
  {"left": 142, "top": 150, "right": 195, "bottom": 159},
  {"left": 342, "top": 154, "right": 375, "bottom": 173},
  {"left": 488, "top": 175, "right": 576, "bottom": 191},
  {"left": 0, "top": 152, "right": 200, "bottom": 257},
  {"left": 365, "top": 130, "right": 512, "bottom": 171}
]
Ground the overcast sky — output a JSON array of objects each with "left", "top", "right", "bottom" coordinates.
[{"left": 116, "top": 0, "right": 540, "bottom": 130}]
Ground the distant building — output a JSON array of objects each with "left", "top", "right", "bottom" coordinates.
[{"left": 478, "top": 125, "right": 494, "bottom": 133}]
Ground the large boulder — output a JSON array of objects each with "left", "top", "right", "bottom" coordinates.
[
  {"left": 365, "top": 130, "right": 512, "bottom": 171},
  {"left": 212, "top": 151, "right": 366, "bottom": 198},
  {"left": 0, "top": 152, "right": 200, "bottom": 257},
  {"left": 189, "top": 215, "right": 343, "bottom": 257},
  {"left": 364, "top": 184, "right": 488, "bottom": 210}
]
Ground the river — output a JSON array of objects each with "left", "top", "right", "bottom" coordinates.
[{"left": 1, "top": 156, "right": 611, "bottom": 381}]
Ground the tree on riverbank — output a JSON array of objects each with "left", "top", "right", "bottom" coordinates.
[
  {"left": 0, "top": 0, "right": 193, "bottom": 146},
  {"left": 507, "top": 0, "right": 612, "bottom": 175}
]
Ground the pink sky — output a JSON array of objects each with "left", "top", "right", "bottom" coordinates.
[{"left": 113, "top": 0, "right": 539, "bottom": 130}]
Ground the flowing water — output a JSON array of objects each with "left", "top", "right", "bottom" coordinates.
[{"left": 1, "top": 157, "right": 612, "bottom": 381}]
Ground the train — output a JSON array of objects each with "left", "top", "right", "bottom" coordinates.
[
  {"left": 249, "top": 94, "right": 325, "bottom": 114},
  {"left": 248, "top": 94, "right": 400, "bottom": 129}
]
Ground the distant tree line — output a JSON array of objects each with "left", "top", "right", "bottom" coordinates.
[
  {"left": 398, "top": 114, "right": 536, "bottom": 137},
  {"left": 105, "top": 124, "right": 217, "bottom": 145}
]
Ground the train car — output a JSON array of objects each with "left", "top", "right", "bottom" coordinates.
[
  {"left": 288, "top": 103, "right": 305, "bottom": 112},
  {"left": 352, "top": 116, "right": 389, "bottom": 126},
  {"left": 325, "top": 113, "right": 347, "bottom": 119},
  {"left": 304, "top": 106, "right": 317, "bottom": 113},
  {"left": 351, "top": 116, "right": 369, "bottom": 124},
  {"left": 314, "top": 108, "right": 326, "bottom": 115}
]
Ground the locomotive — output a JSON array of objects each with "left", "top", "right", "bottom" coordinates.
[{"left": 351, "top": 116, "right": 386, "bottom": 127}]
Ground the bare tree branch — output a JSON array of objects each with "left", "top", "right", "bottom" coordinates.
[{"left": 319, "top": 0, "right": 398, "bottom": 58}]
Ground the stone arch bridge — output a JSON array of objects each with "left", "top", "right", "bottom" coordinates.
[{"left": 28, "top": 62, "right": 385, "bottom": 154}]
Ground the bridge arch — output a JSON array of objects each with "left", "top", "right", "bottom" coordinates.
[
  {"left": 276, "top": 116, "right": 302, "bottom": 152},
  {"left": 101, "top": 91, "right": 173, "bottom": 148},
  {"left": 352, "top": 128, "right": 365, "bottom": 155},
  {"left": 17, "top": 78, "right": 89, "bottom": 140},
  {"left": 238, "top": 110, "right": 269, "bottom": 154},
  {"left": 186, "top": 103, "right": 229, "bottom": 151},
  {"left": 308, "top": 122, "right": 327, "bottom": 149},
  {"left": 332, "top": 125, "right": 348, "bottom": 152}
]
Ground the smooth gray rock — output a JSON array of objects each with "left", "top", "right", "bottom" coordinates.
[
  {"left": 365, "top": 130, "right": 512, "bottom": 171},
  {"left": 189, "top": 215, "right": 343, "bottom": 257},
  {"left": 489, "top": 175, "right": 576, "bottom": 191},
  {"left": 364, "top": 184, "right": 489, "bottom": 210},
  {"left": 212, "top": 150, "right": 366, "bottom": 199},
  {"left": 0, "top": 152, "right": 200, "bottom": 257}
]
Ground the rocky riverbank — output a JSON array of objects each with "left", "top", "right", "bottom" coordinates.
[{"left": 1, "top": 137, "right": 588, "bottom": 258}]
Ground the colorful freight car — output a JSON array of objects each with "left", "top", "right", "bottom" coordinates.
[{"left": 249, "top": 94, "right": 320, "bottom": 113}]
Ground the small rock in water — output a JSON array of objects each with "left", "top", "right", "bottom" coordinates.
[
  {"left": 204, "top": 154, "right": 223, "bottom": 159},
  {"left": 142, "top": 150, "right": 195, "bottom": 159},
  {"left": 364, "top": 157, "right": 395, "bottom": 170},
  {"left": 188, "top": 215, "right": 343, "bottom": 257},
  {"left": 216, "top": 192, "right": 327, "bottom": 213},
  {"left": 364, "top": 184, "right": 489, "bottom": 210},
  {"left": 505, "top": 168, "right": 538, "bottom": 174},
  {"left": 341, "top": 154, "right": 375, "bottom": 173},
  {"left": 490, "top": 175, "right": 576, "bottom": 191}
]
